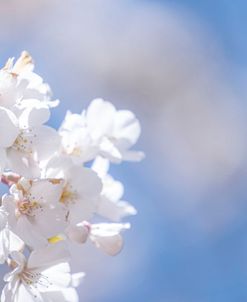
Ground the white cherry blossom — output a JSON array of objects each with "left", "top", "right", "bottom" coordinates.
[
  {"left": 59, "top": 98, "right": 144, "bottom": 163},
  {"left": 44, "top": 155, "right": 102, "bottom": 225},
  {"left": 0, "top": 51, "right": 59, "bottom": 112},
  {"left": 2, "top": 177, "right": 66, "bottom": 249},
  {"left": 0, "top": 104, "right": 60, "bottom": 177},
  {"left": 1, "top": 243, "right": 83, "bottom": 302}
]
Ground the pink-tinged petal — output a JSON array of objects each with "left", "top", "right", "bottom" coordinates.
[
  {"left": 91, "top": 233, "right": 123, "bottom": 256},
  {"left": 90, "top": 223, "right": 130, "bottom": 256},
  {"left": 65, "top": 224, "right": 89, "bottom": 244},
  {"left": 0, "top": 106, "right": 18, "bottom": 147}
]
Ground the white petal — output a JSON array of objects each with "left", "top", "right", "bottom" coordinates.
[
  {"left": 99, "top": 137, "right": 122, "bottom": 162},
  {"left": 0, "top": 208, "right": 8, "bottom": 230},
  {"left": 28, "top": 242, "right": 70, "bottom": 270},
  {"left": 2, "top": 194, "right": 18, "bottom": 227},
  {"left": 60, "top": 110, "right": 86, "bottom": 130},
  {"left": 29, "top": 179, "right": 64, "bottom": 206},
  {"left": 102, "top": 175, "right": 124, "bottom": 201},
  {"left": 15, "top": 215, "right": 47, "bottom": 249},
  {"left": 113, "top": 110, "right": 141, "bottom": 146},
  {"left": 121, "top": 150, "right": 145, "bottom": 162},
  {"left": 32, "top": 126, "right": 61, "bottom": 160},
  {"left": 44, "top": 155, "right": 73, "bottom": 178},
  {"left": 17, "top": 283, "right": 43, "bottom": 302},
  {"left": 9, "top": 231, "right": 24, "bottom": 253},
  {"left": 70, "top": 273, "right": 85, "bottom": 287},
  {"left": 91, "top": 156, "right": 110, "bottom": 177},
  {"left": 67, "top": 166, "right": 102, "bottom": 198},
  {"left": 0, "top": 229, "right": 9, "bottom": 264},
  {"left": 19, "top": 103, "right": 50, "bottom": 128},
  {"left": 1, "top": 278, "right": 20, "bottom": 302},
  {"left": 68, "top": 199, "right": 96, "bottom": 224},
  {"left": 86, "top": 99, "right": 116, "bottom": 139},
  {"left": 0, "top": 106, "right": 18, "bottom": 147},
  {"left": 41, "top": 262, "right": 71, "bottom": 288},
  {"left": 97, "top": 198, "right": 137, "bottom": 222},
  {"left": 41, "top": 288, "right": 79, "bottom": 302},
  {"left": 33, "top": 208, "right": 66, "bottom": 238},
  {"left": 7, "top": 148, "right": 41, "bottom": 178},
  {"left": 4, "top": 252, "right": 26, "bottom": 282},
  {"left": 91, "top": 222, "right": 130, "bottom": 237}
]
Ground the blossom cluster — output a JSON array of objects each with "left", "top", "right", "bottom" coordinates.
[{"left": 0, "top": 51, "right": 144, "bottom": 301}]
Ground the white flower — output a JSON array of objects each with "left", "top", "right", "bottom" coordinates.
[
  {"left": 0, "top": 51, "right": 59, "bottom": 111},
  {"left": 2, "top": 177, "right": 66, "bottom": 249},
  {"left": 92, "top": 156, "right": 137, "bottom": 221},
  {"left": 66, "top": 221, "right": 130, "bottom": 256},
  {"left": 44, "top": 155, "right": 102, "bottom": 225},
  {"left": 59, "top": 98, "right": 144, "bottom": 163},
  {"left": 0, "top": 103, "right": 60, "bottom": 177},
  {"left": 1, "top": 243, "right": 83, "bottom": 302}
]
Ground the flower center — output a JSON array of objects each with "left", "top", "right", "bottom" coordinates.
[
  {"left": 16, "top": 199, "right": 43, "bottom": 217},
  {"left": 21, "top": 269, "right": 52, "bottom": 296},
  {"left": 69, "top": 146, "right": 82, "bottom": 156},
  {"left": 12, "top": 129, "right": 36, "bottom": 154},
  {"left": 60, "top": 183, "right": 77, "bottom": 205}
]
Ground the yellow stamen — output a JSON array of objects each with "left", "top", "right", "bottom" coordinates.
[{"left": 48, "top": 235, "right": 64, "bottom": 244}]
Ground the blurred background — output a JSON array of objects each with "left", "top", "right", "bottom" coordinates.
[{"left": 1, "top": 0, "right": 247, "bottom": 301}]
